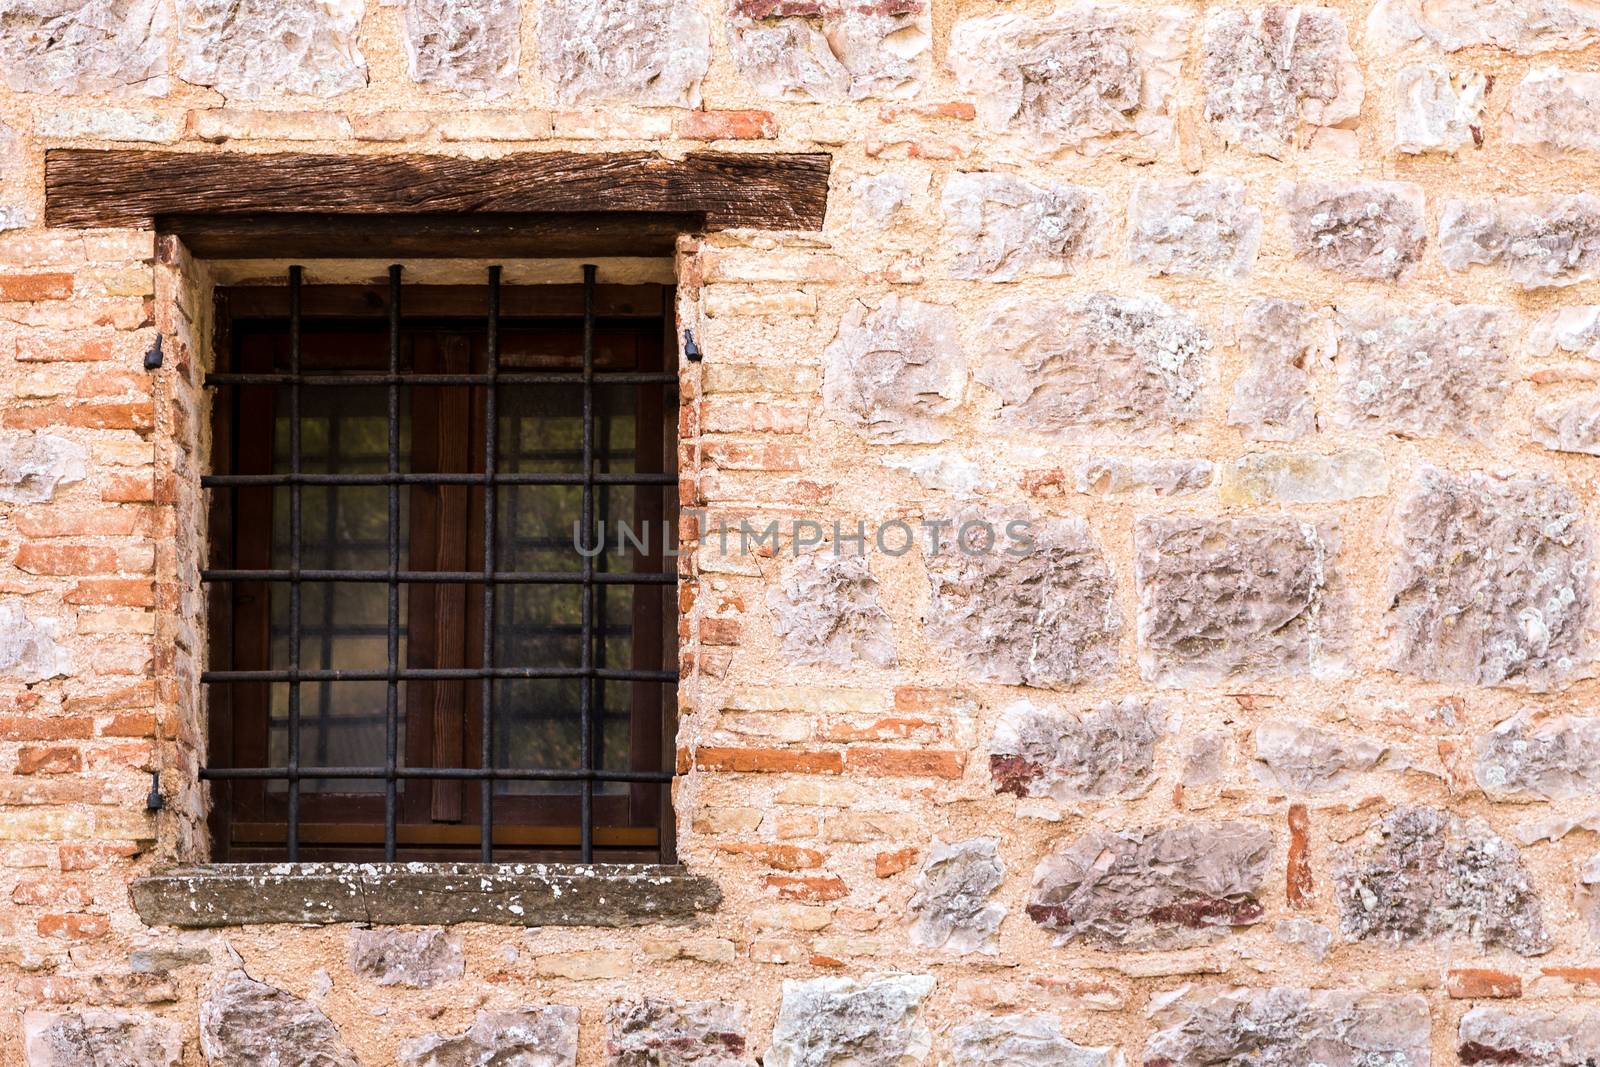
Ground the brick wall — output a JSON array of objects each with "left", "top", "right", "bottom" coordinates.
[{"left": 5, "top": 0, "right": 1600, "bottom": 1063}]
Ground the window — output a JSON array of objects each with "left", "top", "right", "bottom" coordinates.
[{"left": 202, "top": 265, "right": 679, "bottom": 864}]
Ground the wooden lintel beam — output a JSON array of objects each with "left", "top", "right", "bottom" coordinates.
[{"left": 44, "top": 149, "right": 832, "bottom": 231}]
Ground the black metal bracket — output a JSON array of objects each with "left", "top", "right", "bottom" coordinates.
[
  {"left": 683, "top": 328, "right": 702, "bottom": 362},
  {"left": 146, "top": 770, "right": 163, "bottom": 812},
  {"left": 144, "top": 334, "right": 163, "bottom": 370}
]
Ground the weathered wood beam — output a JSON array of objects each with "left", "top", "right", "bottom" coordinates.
[{"left": 44, "top": 150, "right": 832, "bottom": 231}]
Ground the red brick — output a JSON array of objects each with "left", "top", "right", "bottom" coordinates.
[
  {"left": 66, "top": 683, "right": 155, "bottom": 716},
  {"left": 845, "top": 748, "right": 965, "bottom": 779},
  {"left": 700, "top": 398, "right": 808, "bottom": 434},
  {"left": 765, "top": 874, "right": 848, "bottom": 902},
  {"left": 101, "top": 473, "right": 156, "bottom": 503},
  {"left": 718, "top": 843, "right": 825, "bottom": 870},
  {"left": 58, "top": 843, "right": 140, "bottom": 871},
  {"left": 892, "top": 686, "right": 974, "bottom": 713},
  {"left": 37, "top": 913, "right": 109, "bottom": 940},
  {"left": 700, "top": 618, "right": 743, "bottom": 645},
  {"left": 14, "top": 745, "right": 82, "bottom": 775},
  {"left": 14, "top": 544, "right": 119, "bottom": 576},
  {"left": 875, "top": 847, "right": 918, "bottom": 878},
  {"left": 878, "top": 101, "right": 977, "bottom": 122},
  {"left": 14, "top": 335, "right": 116, "bottom": 363},
  {"left": 1448, "top": 968, "right": 1522, "bottom": 999},
  {"left": 677, "top": 110, "right": 777, "bottom": 140},
  {"left": 820, "top": 717, "right": 944, "bottom": 743},
  {"left": 3, "top": 401, "right": 154, "bottom": 431},
  {"left": 0, "top": 716, "right": 93, "bottom": 741},
  {"left": 0, "top": 273, "right": 74, "bottom": 302},
  {"left": 694, "top": 746, "right": 843, "bottom": 774},
  {"left": 1287, "top": 803, "right": 1314, "bottom": 909},
  {"left": 65, "top": 579, "right": 154, "bottom": 607},
  {"left": 14, "top": 509, "right": 142, "bottom": 538},
  {"left": 13, "top": 878, "right": 91, "bottom": 909},
  {"left": 100, "top": 712, "right": 157, "bottom": 738},
  {"left": 700, "top": 440, "right": 803, "bottom": 471}
]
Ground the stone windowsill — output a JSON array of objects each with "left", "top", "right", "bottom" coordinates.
[{"left": 130, "top": 863, "right": 720, "bottom": 929}]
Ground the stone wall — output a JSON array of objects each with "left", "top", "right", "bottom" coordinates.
[{"left": 4, "top": 0, "right": 1600, "bottom": 1063}]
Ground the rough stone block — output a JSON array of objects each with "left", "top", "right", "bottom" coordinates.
[
  {"left": 1145, "top": 988, "right": 1431, "bottom": 1067},
  {"left": 976, "top": 293, "right": 1209, "bottom": 440},
  {"left": 1534, "top": 394, "right": 1600, "bottom": 456},
  {"left": 767, "top": 975, "right": 934, "bottom": 1067},
  {"left": 941, "top": 172, "right": 1107, "bottom": 281},
  {"left": 200, "top": 972, "right": 358, "bottom": 1066},
  {"left": 1332, "top": 302, "right": 1516, "bottom": 440},
  {"left": 1439, "top": 193, "right": 1600, "bottom": 288},
  {"left": 1202, "top": 7, "right": 1362, "bottom": 157},
  {"left": 950, "top": 1015, "right": 1116, "bottom": 1067},
  {"left": 1252, "top": 720, "right": 1398, "bottom": 793},
  {"left": 1335, "top": 806, "right": 1550, "bottom": 955},
  {"left": 947, "top": 5, "right": 1189, "bottom": 158},
  {"left": 880, "top": 452, "right": 985, "bottom": 498},
  {"left": 176, "top": 0, "right": 366, "bottom": 99},
  {"left": 1135, "top": 516, "right": 1343, "bottom": 686},
  {"left": 1394, "top": 63, "right": 1486, "bottom": 153},
  {"left": 23, "top": 1011, "right": 180, "bottom": 1067},
  {"left": 924, "top": 509, "right": 1121, "bottom": 689},
  {"left": 1530, "top": 306, "right": 1600, "bottom": 360},
  {"left": 988, "top": 697, "right": 1166, "bottom": 801},
  {"left": 1027, "top": 821, "right": 1272, "bottom": 949},
  {"left": 348, "top": 927, "right": 463, "bottom": 988},
  {"left": 0, "top": 0, "right": 168, "bottom": 95},
  {"left": 907, "top": 837, "right": 1004, "bottom": 954},
  {"left": 539, "top": 0, "right": 709, "bottom": 107},
  {"left": 1458, "top": 1008, "right": 1600, "bottom": 1066},
  {"left": 1385, "top": 466, "right": 1591, "bottom": 690},
  {"left": 849, "top": 173, "right": 918, "bottom": 232},
  {"left": 606, "top": 998, "right": 749, "bottom": 1067},
  {"left": 765, "top": 551, "right": 896, "bottom": 669},
  {"left": 403, "top": 0, "right": 520, "bottom": 97},
  {"left": 1368, "top": 0, "right": 1600, "bottom": 53},
  {"left": 1219, "top": 450, "right": 1388, "bottom": 505},
  {"left": 1074, "top": 457, "right": 1213, "bottom": 497},
  {"left": 729, "top": 0, "right": 927, "bottom": 102},
  {"left": 1508, "top": 69, "right": 1600, "bottom": 155},
  {"left": 1475, "top": 711, "right": 1600, "bottom": 800},
  {"left": 1126, "top": 178, "right": 1261, "bottom": 278},
  {"left": 821, "top": 295, "right": 965, "bottom": 445},
  {"left": 0, "top": 432, "right": 86, "bottom": 504},
  {"left": 0, "top": 599, "right": 71, "bottom": 684},
  {"left": 400, "top": 1005, "right": 579, "bottom": 1067},
  {"left": 1280, "top": 181, "right": 1426, "bottom": 280},
  {"left": 1227, "top": 298, "right": 1323, "bottom": 442}
]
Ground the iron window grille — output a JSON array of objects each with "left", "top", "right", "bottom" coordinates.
[{"left": 201, "top": 264, "right": 679, "bottom": 864}]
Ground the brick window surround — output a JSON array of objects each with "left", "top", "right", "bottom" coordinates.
[{"left": 55, "top": 148, "right": 833, "bottom": 926}]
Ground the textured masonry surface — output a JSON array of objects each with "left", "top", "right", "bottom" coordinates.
[{"left": 4, "top": 0, "right": 1600, "bottom": 1064}]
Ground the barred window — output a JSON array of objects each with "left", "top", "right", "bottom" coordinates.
[{"left": 203, "top": 266, "right": 678, "bottom": 863}]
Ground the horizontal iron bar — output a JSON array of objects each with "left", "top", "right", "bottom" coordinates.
[
  {"left": 203, "top": 568, "right": 676, "bottom": 585},
  {"left": 202, "top": 666, "right": 676, "bottom": 683},
  {"left": 202, "top": 472, "right": 675, "bottom": 487},
  {"left": 200, "top": 766, "right": 675, "bottom": 782},
  {"left": 205, "top": 371, "right": 679, "bottom": 388}
]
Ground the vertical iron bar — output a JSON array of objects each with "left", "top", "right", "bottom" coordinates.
[
  {"left": 580, "top": 264, "right": 596, "bottom": 862},
  {"left": 385, "top": 265, "right": 402, "bottom": 861},
  {"left": 481, "top": 266, "right": 501, "bottom": 862},
  {"left": 287, "top": 265, "right": 303, "bottom": 861}
]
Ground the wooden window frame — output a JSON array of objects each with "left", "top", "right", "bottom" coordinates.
[{"left": 204, "top": 279, "right": 679, "bottom": 864}]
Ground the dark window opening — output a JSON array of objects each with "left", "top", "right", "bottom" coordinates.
[{"left": 202, "top": 266, "right": 679, "bottom": 864}]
